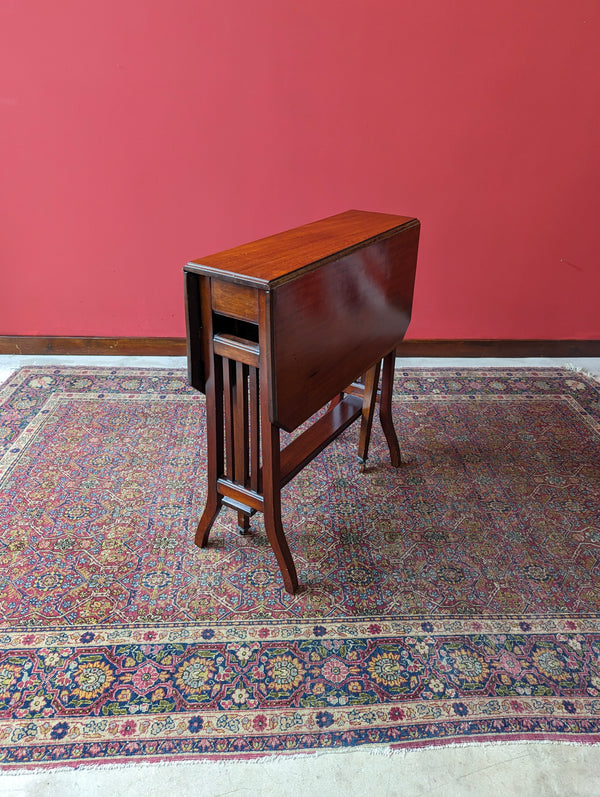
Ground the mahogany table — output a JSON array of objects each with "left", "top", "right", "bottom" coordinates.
[{"left": 184, "top": 209, "right": 420, "bottom": 594}]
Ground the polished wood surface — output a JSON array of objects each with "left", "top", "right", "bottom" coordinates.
[
  {"left": 184, "top": 210, "right": 420, "bottom": 594},
  {"left": 269, "top": 224, "right": 419, "bottom": 431},
  {"left": 186, "top": 209, "right": 416, "bottom": 288},
  {"left": 211, "top": 280, "right": 259, "bottom": 323},
  {"left": 186, "top": 212, "right": 420, "bottom": 432}
]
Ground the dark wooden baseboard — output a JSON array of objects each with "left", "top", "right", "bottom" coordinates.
[
  {"left": 396, "top": 339, "right": 600, "bottom": 357},
  {"left": 0, "top": 336, "right": 599, "bottom": 358},
  {"left": 0, "top": 337, "right": 187, "bottom": 356}
]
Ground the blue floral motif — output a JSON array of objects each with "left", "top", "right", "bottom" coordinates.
[
  {"left": 188, "top": 716, "right": 204, "bottom": 733},
  {"left": 452, "top": 703, "right": 468, "bottom": 717},
  {"left": 315, "top": 711, "right": 334, "bottom": 728},
  {"left": 313, "top": 625, "right": 327, "bottom": 637},
  {"left": 50, "top": 722, "right": 69, "bottom": 740}
]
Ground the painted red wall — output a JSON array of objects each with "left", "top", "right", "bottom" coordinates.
[{"left": 1, "top": 0, "right": 598, "bottom": 339}]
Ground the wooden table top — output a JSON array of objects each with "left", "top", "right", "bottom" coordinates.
[{"left": 186, "top": 209, "right": 418, "bottom": 288}]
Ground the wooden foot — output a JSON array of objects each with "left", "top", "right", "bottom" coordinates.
[
  {"left": 263, "top": 499, "right": 298, "bottom": 595},
  {"left": 195, "top": 493, "right": 223, "bottom": 548},
  {"left": 237, "top": 509, "right": 251, "bottom": 535}
]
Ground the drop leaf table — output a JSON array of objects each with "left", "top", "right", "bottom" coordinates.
[{"left": 184, "top": 210, "right": 420, "bottom": 594}]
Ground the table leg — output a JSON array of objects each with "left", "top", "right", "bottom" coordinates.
[
  {"left": 379, "top": 349, "right": 401, "bottom": 467},
  {"left": 260, "top": 403, "right": 299, "bottom": 595},
  {"left": 237, "top": 509, "right": 251, "bottom": 535},
  {"left": 357, "top": 360, "right": 382, "bottom": 468},
  {"left": 195, "top": 351, "right": 225, "bottom": 547}
]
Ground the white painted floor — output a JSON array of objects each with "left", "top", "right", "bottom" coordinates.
[{"left": 0, "top": 354, "right": 599, "bottom": 797}]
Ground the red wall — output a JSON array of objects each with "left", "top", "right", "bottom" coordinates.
[{"left": 1, "top": 0, "right": 599, "bottom": 339}]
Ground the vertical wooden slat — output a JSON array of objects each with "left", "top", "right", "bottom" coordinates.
[
  {"left": 234, "top": 361, "right": 249, "bottom": 486},
  {"left": 223, "top": 357, "right": 235, "bottom": 480},
  {"left": 249, "top": 366, "right": 260, "bottom": 492}
]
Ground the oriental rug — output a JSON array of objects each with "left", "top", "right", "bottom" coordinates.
[{"left": 0, "top": 366, "right": 600, "bottom": 770}]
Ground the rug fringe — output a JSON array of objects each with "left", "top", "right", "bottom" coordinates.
[
  {"left": 2, "top": 738, "right": 599, "bottom": 776},
  {"left": 564, "top": 363, "right": 600, "bottom": 381}
]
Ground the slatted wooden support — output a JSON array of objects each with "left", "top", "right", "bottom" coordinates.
[{"left": 213, "top": 355, "right": 389, "bottom": 536}]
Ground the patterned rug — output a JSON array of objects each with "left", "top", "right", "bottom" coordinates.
[{"left": 0, "top": 366, "right": 599, "bottom": 770}]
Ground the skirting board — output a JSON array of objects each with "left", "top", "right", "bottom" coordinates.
[{"left": 1, "top": 337, "right": 600, "bottom": 358}]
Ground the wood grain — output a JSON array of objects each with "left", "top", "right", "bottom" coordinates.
[
  {"left": 0, "top": 337, "right": 187, "bottom": 355},
  {"left": 268, "top": 223, "right": 420, "bottom": 430},
  {"left": 212, "top": 280, "right": 259, "bottom": 322},
  {"left": 186, "top": 209, "right": 418, "bottom": 288}
]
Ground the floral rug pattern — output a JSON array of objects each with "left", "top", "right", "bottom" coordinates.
[{"left": 0, "top": 366, "right": 599, "bottom": 768}]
